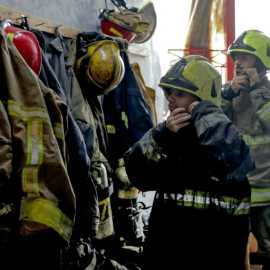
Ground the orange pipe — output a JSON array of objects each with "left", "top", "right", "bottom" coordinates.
[{"left": 224, "top": 0, "right": 235, "bottom": 81}]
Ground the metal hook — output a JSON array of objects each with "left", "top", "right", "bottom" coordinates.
[{"left": 20, "top": 15, "right": 30, "bottom": 30}]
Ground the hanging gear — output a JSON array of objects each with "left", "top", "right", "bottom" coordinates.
[
  {"left": 228, "top": 30, "right": 270, "bottom": 70},
  {"left": 99, "top": 1, "right": 156, "bottom": 43},
  {"left": 3, "top": 22, "right": 42, "bottom": 75},
  {"left": 159, "top": 55, "right": 222, "bottom": 106},
  {"left": 76, "top": 39, "right": 125, "bottom": 95},
  {"left": 132, "top": 2, "right": 157, "bottom": 44}
]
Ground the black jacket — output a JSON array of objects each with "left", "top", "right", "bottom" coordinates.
[{"left": 124, "top": 101, "right": 253, "bottom": 270}]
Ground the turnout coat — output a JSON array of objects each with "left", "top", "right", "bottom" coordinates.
[{"left": 124, "top": 101, "right": 253, "bottom": 270}]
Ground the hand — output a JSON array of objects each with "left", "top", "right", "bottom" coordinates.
[
  {"left": 244, "top": 67, "right": 260, "bottom": 87},
  {"left": 166, "top": 107, "right": 191, "bottom": 133},
  {"left": 187, "top": 101, "right": 199, "bottom": 113},
  {"left": 231, "top": 74, "right": 249, "bottom": 93}
]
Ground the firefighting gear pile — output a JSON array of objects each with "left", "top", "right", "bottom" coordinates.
[{"left": 0, "top": 20, "right": 154, "bottom": 269}]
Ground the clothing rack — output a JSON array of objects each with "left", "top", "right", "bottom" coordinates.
[{"left": 0, "top": 4, "right": 80, "bottom": 38}]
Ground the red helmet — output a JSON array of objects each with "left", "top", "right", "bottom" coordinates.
[{"left": 3, "top": 23, "right": 42, "bottom": 75}]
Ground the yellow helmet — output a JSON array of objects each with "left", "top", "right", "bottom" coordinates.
[
  {"left": 159, "top": 55, "right": 221, "bottom": 107},
  {"left": 76, "top": 40, "right": 125, "bottom": 95},
  {"left": 228, "top": 30, "right": 270, "bottom": 70}
]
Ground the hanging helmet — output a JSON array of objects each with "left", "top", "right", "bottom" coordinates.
[
  {"left": 228, "top": 30, "right": 270, "bottom": 70},
  {"left": 3, "top": 23, "right": 42, "bottom": 75},
  {"left": 99, "top": 4, "right": 155, "bottom": 43},
  {"left": 76, "top": 40, "right": 125, "bottom": 95},
  {"left": 132, "top": 2, "right": 157, "bottom": 44},
  {"left": 159, "top": 55, "right": 221, "bottom": 107}
]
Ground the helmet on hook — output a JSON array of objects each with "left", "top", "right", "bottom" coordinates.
[{"left": 3, "top": 21, "right": 42, "bottom": 75}]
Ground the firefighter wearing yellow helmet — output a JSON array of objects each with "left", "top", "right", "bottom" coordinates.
[
  {"left": 222, "top": 29, "right": 270, "bottom": 269},
  {"left": 228, "top": 29, "right": 270, "bottom": 70},
  {"left": 124, "top": 54, "right": 252, "bottom": 269},
  {"left": 159, "top": 55, "right": 221, "bottom": 107},
  {"left": 76, "top": 39, "right": 125, "bottom": 95}
]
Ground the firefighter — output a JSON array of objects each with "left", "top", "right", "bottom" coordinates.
[
  {"left": 124, "top": 55, "right": 253, "bottom": 270},
  {"left": 222, "top": 29, "right": 270, "bottom": 269}
]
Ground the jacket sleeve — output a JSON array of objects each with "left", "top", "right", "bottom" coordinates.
[
  {"left": 222, "top": 82, "right": 270, "bottom": 135},
  {"left": 191, "top": 101, "right": 254, "bottom": 182},
  {"left": 221, "top": 82, "right": 238, "bottom": 120},
  {"left": 123, "top": 122, "right": 176, "bottom": 191}
]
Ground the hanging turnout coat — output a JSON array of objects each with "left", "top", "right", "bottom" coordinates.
[{"left": 0, "top": 30, "right": 75, "bottom": 243}]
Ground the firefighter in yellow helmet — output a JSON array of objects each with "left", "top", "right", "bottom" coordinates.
[
  {"left": 222, "top": 30, "right": 270, "bottom": 269},
  {"left": 76, "top": 39, "right": 125, "bottom": 95},
  {"left": 124, "top": 55, "right": 253, "bottom": 269}
]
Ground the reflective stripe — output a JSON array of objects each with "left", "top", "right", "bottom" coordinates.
[
  {"left": 53, "top": 123, "right": 65, "bottom": 140},
  {"left": 121, "top": 111, "right": 128, "bottom": 129},
  {"left": 243, "top": 134, "right": 270, "bottom": 146},
  {"left": 99, "top": 197, "right": 111, "bottom": 222},
  {"left": 22, "top": 167, "right": 39, "bottom": 194},
  {"left": 22, "top": 120, "right": 44, "bottom": 194},
  {"left": 6, "top": 33, "right": 14, "bottom": 42},
  {"left": 118, "top": 187, "right": 139, "bottom": 199},
  {"left": 109, "top": 27, "right": 123, "bottom": 38},
  {"left": 251, "top": 187, "right": 270, "bottom": 205},
  {"left": 0, "top": 203, "right": 14, "bottom": 216},
  {"left": 8, "top": 100, "right": 50, "bottom": 122},
  {"left": 20, "top": 197, "right": 73, "bottom": 241},
  {"left": 158, "top": 190, "right": 250, "bottom": 215},
  {"left": 26, "top": 120, "right": 44, "bottom": 165},
  {"left": 118, "top": 158, "right": 125, "bottom": 167},
  {"left": 106, "top": 124, "right": 116, "bottom": 134}
]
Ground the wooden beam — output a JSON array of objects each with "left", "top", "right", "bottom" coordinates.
[{"left": 0, "top": 4, "right": 80, "bottom": 38}]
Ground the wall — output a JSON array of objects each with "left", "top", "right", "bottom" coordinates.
[{"left": 0, "top": 0, "right": 110, "bottom": 31}]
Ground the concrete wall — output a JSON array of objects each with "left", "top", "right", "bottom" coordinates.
[{"left": 0, "top": 0, "right": 110, "bottom": 31}]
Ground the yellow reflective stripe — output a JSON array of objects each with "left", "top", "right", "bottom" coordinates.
[
  {"left": 251, "top": 187, "right": 270, "bottom": 205},
  {"left": 8, "top": 100, "right": 50, "bottom": 122},
  {"left": 0, "top": 203, "right": 14, "bottom": 216},
  {"left": 26, "top": 120, "right": 44, "bottom": 165},
  {"left": 106, "top": 124, "right": 116, "bottom": 134},
  {"left": 118, "top": 158, "right": 125, "bottom": 167},
  {"left": 118, "top": 187, "right": 139, "bottom": 199},
  {"left": 258, "top": 100, "right": 270, "bottom": 122},
  {"left": 99, "top": 197, "right": 112, "bottom": 222},
  {"left": 22, "top": 120, "right": 44, "bottom": 194},
  {"left": 6, "top": 32, "right": 14, "bottom": 42},
  {"left": 20, "top": 197, "right": 73, "bottom": 241},
  {"left": 162, "top": 190, "right": 250, "bottom": 215},
  {"left": 243, "top": 134, "right": 270, "bottom": 146},
  {"left": 121, "top": 111, "right": 128, "bottom": 129},
  {"left": 53, "top": 123, "right": 65, "bottom": 140},
  {"left": 22, "top": 167, "right": 39, "bottom": 194},
  {"left": 109, "top": 27, "right": 123, "bottom": 38}
]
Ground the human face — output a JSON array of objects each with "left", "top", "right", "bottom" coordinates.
[
  {"left": 233, "top": 53, "right": 257, "bottom": 75},
  {"left": 163, "top": 88, "right": 199, "bottom": 112}
]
